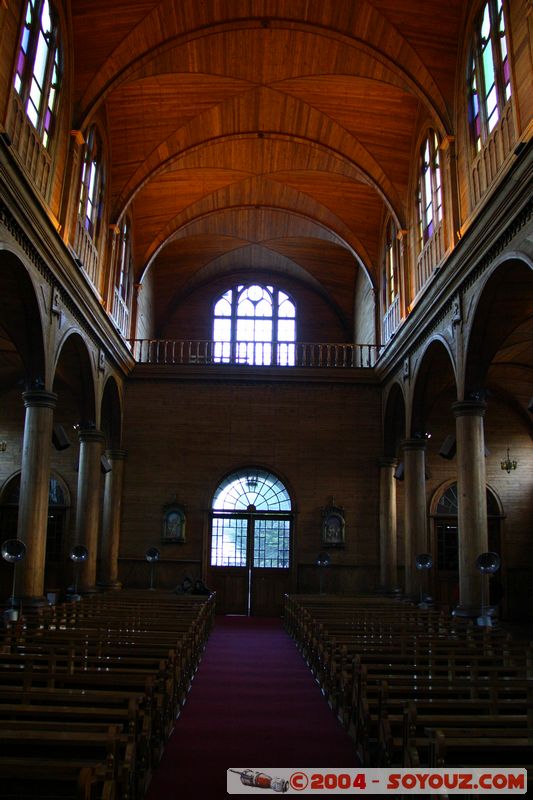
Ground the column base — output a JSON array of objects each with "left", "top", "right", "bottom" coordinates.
[
  {"left": 14, "top": 595, "right": 48, "bottom": 608},
  {"left": 452, "top": 604, "right": 497, "bottom": 623},
  {"left": 98, "top": 581, "right": 122, "bottom": 592}
]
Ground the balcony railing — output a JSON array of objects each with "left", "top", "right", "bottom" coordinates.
[
  {"left": 130, "top": 339, "right": 381, "bottom": 368},
  {"left": 112, "top": 287, "right": 130, "bottom": 337},
  {"left": 383, "top": 295, "right": 401, "bottom": 343}
]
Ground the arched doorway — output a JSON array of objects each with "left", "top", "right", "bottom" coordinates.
[
  {"left": 0, "top": 472, "right": 71, "bottom": 593},
  {"left": 207, "top": 468, "right": 292, "bottom": 616},
  {"left": 431, "top": 482, "right": 503, "bottom": 609}
]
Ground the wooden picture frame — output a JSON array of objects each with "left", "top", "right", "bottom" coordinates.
[
  {"left": 161, "top": 503, "right": 186, "bottom": 543},
  {"left": 321, "top": 504, "right": 345, "bottom": 548}
]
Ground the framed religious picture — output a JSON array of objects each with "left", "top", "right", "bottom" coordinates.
[
  {"left": 161, "top": 503, "right": 186, "bottom": 543},
  {"left": 321, "top": 503, "right": 345, "bottom": 548}
]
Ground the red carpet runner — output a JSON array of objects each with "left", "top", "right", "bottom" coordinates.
[{"left": 146, "top": 616, "right": 358, "bottom": 798}]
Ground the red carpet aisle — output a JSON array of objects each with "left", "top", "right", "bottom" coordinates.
[{"left": 146, "top": 616, "right": 359, "bottom": 799}]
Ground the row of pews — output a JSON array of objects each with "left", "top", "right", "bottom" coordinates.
[
  {"left": 285, "top": 594, "right": 532, "bottom": 794},
  {"left": 0, "top": 590, "right": 216, "bottom": 800}
]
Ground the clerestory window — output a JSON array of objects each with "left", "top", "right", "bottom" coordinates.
[
  {"left": 13, "top": 0, "right": 61, "bottom": 149},
  {"left": 78, "top": 125, "right": 104, "bottom": 242},
  {"left": 468, "top": 0, "right": 512, "bottom": 153},
  {"left": 213, "top": 284, "right": 296, "bottom": 366},
  {"left": 417, "top": 130, "right": 443, "bottom": 250}
]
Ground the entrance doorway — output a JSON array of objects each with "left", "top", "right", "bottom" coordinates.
[
  {"left": 207, "top": 469, "right": 292, "bottom": 616},
  {"left": 431, "top": 482, "right": 503, "bottom": 608}
]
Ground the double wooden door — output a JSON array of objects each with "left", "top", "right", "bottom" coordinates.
[{"left": 207, "top": 510, "right": 292, "bottom": 616}]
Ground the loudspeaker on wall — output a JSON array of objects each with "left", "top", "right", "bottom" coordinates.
[
  {"left": 439, "top": 434, "right": 456, "bottom": 460},
  {"left": 52, "top": 424, "right": 70, "bottom": 450},
  {"left": 394, "top": 462, "right": 404, "bottom": 481},
  {"left": 100, "top": 455, "right": 112, "bottom": 474}
]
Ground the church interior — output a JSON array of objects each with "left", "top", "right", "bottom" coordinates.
[{"left": 0, "top": 0, "right": 532, "bottom": 796}]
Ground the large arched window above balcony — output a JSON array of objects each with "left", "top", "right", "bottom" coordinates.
[
  {"left": 111, "top": 217, "right": 133, "bottom": 337},
  {"left": 467, "top": 0, "right": 515, "bottom": 209},
  {"left": 213, "top": 284, "right": 296, "bottom": 365},
  {"left": 468, "top": 0, "right": 512, "bottom": 154},
  {"left": 415, "top": 130, "right": 444, "bottom": 294},
  {"left": 13, "top": 0, "right": 61, "bottom": 149},
  {"left": 417, "top": 131, "right": 443, "bottom": 251},
  {"left": 74, "top": 125, "right": 105, "bottom": 286},
  {"left": 382, "top": 217, "right": 401, "bottom": 343}
]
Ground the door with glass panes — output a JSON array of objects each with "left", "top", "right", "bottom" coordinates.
[{"left": 208, "top": 469, "right": 292, "bottom": 616}]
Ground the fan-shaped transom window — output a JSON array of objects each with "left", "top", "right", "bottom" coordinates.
[
  {"left": 212, "top": 469, "right": 291, "bottom": 512},
  {"left": 435, "top": 482, "right": 500, "bottom": 517},
  {"left": 211, "top": 469, "right": 292, "bottom": 569},
  {"left": 213, "top": 284, "right": 296, "bottom": 366},
  {"left": 13, "top": 0, "right": 61, "bottom": 148}
]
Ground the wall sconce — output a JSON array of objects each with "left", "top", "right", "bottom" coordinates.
[
  {"left": 0, "top": 441, "right": 6, "bottom": 452},
  {"left": 500, "top": 447, "right": 517, "bottom": 473}
]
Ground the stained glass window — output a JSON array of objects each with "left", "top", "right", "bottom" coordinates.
[
  {"left": 417, "top": 131, "right": 443, "bottom": 249},
  {"left": 468, "top": 0, "right": 512, "bottom": 152},
  {"left": 78, "top": 126, "right": 104, "bottom": 241},
  {"left": 213, "top": 285, "right": 296, "bottom": 365},
  {"left": 13, "top": 0, "right": 61, "bottom": 148}
]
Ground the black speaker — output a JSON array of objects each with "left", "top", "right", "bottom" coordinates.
[
  {"left": 394, "top": 462, "right": 404, "bottom": 481},
  {"left": 439, "top": 434, "right": 456, "bottom": 460},
  {"left": 100, "top": 455, "right": 112, "bottom": 474},
  {"left": 528, "top": 397, "right": 533, "bottom": 414},
  {"left": 52, "top": 424, "right": 70, "bottom": 451}
]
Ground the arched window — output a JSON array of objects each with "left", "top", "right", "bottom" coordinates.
[
  {"left": 112, "top": 218, "right": 133, "bottom": 336},
  {"left": 78, "top": 126, "right": 104, "bottom": 241},
  {"left": 211, "top": 469, "right": 291, "bottom": 569},
  {"left": 416, "top": 130, "right": 443, "bottom": 251},
  {"left": 74, "top": 125, "right": 105, "bottom": 285},
  {"left": 468, "top": 0, "right": 511, "bottom": 153},
  {"left": 213, "top": 284, "right": 296, "bottom": 366},
  {"left": 13, "top": 0, "right": 61, "bottom": 148},
  {"left": 0, "top": 472, "right": 69, "bottom": 562},
  {"left": 382, "top": 217, "right": 401, "bottom": 342},
  {"left": 434, "top": 482, "right": 501, "bottom": 572}
]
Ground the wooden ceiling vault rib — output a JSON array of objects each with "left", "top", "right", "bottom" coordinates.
[{"left": 68, "top": 0, "right": 467, "bottom": 342}]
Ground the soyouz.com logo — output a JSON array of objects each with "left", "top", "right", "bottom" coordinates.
[{"left": 227, "top": 768, "right": 527, "bottom": 794}]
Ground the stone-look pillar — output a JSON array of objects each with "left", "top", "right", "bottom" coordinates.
[
  {"left": 17, "top": 390, "right": 57, "bottom": 602},
  {"left": 401, "top": 439, "right": 428, "bottom": 597},
  {"left": 452, "top": 400, "right": 488, "bottom": 615},
  {"left": 378, "top": 457, "right": 398, "bottom": 592},
  {"left": 99, "top": 449, "right": 126, "bottom": 589},
  {"left": 75, "top": 428, "right": 105, "bottom": 592}
]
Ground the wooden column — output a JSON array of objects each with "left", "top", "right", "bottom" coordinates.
[
  {"left": 401, "top": 438, "right": 428, "bottom": 597},
  {"left": 17, "top": 390, "right": 57, "bottom": 602},
  {"left": 378, "top": 457, "right": 398, "bottom": 592},
  {"left": 75, "top": 427, "right": 104, "bottom": 592},
  {"left": 99, "top": 449, "right": 126, "bottom": 589},
  {"left": 452, "top": 400, "right": 488, "bottom": 615}
]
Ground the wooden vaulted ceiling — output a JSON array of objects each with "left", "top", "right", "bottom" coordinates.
[{"left": 70, "top": 0, "right": 466, "bottom": 336}]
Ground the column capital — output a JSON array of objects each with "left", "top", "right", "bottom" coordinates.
[
  {"left": 105, "top": 448, "right": 127, "bottom": 461},
  {"left": 78, "top": 427, "right": 105, "bottom": 444},
  {"left": 401, "top": 437, "right": 427, "bottom": 452},
  {"left": 22, "top": 390, "right": 57, "bottom": 410},
  {"left": 452, "top": 400, "right": 486, "bottom": 418},
  {"left": 378, "top": 456, "right": 398, "bottom": 469}
]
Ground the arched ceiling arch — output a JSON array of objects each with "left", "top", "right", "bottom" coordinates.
[{"left": 69, "top": 0, "right": 466, "bottom": 338}]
